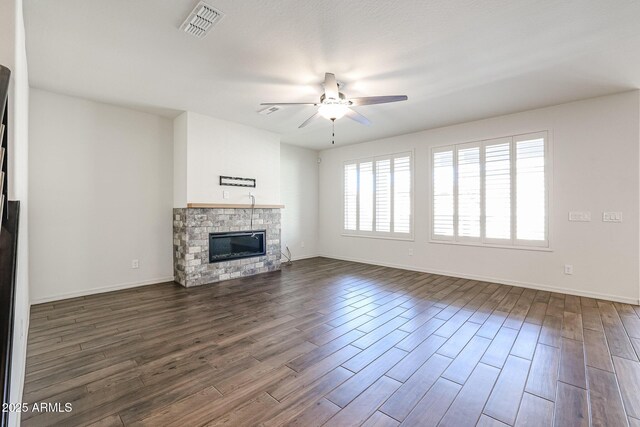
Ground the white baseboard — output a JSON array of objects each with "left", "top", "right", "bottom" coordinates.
[
  {"left": 29, "top": 256, "right": 640, "bottom": 305},
  {"left": 319, "top": 254, "right": 640, "bottom": 305},
  {"left": 31, "top": 257, "right": 323, "bottom": 304},
  {"left": 290, "top": 254, "right": 320, "bottom": 262},
  {"left": 30, "top": 276, "right": 176, "bottom": 304}
]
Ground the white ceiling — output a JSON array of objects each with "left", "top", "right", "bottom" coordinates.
[{"left": 24, "top": 0, "right": 640, "bottom": 149}]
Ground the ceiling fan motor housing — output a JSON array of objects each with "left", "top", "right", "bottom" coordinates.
[{"left": 320, "top": 92, "right": 350, "bottom": 104}]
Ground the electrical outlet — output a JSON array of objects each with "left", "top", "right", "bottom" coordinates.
[
  {"left": 564, "top": 264, "right": 573, "bottom": 275},
  {"left": 301, "top": 241, "right": 305, "bottom": 248},
  {"left": 223, "top": 190, "right": 229, "bottom": 199},
  {"left": 132, "top": 259, "right": 139, "bottom": 269},
  {"left": 408, "top": 248, "right": 414, "bottom": 256}
]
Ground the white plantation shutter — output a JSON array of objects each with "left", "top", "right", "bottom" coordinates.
[
  {"left": 343, "top": 152, "right": 413, "bottom": 237},
  {"left": 358, "top": 161, "right": 374, "bottom": 232},
  {"left": 516, "top": 134, "right": 547, "bottom": 244},
  {"left": 375, "top": 159, "right": 391, "bottom": 232},
  {"left": 432, "top": 148, "right": 454, "bottom": 238},
  {"left": 393, "top": 155, "right": 411, "bottom": 234},
  {"left": 456, "top": 144, "right": 481, "bottom": 239},
  {"left": 484, "top": 139, "right": 511, "bottom": 241},
  {"left": 344, "top": 163, "right": 357, "bottom": 231},
  {"left": 431, "top": 132, "right": 548, "bottom": 248}
]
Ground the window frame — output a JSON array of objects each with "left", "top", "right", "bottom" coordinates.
[
  {"left": 431, "top": 145, "right": 455, "bottom": 242},
  {"left": 483, "top": 136, "right": 514, "bottom": 246},
  {"left": 342, "top": 150, "right": 414, "bottom": 240},
  {"left": 430, "top": 131, "right": 551, "bottom": 250},
  {"left": 513, "top": 131, "right": 550, "bottom": 248},
  {"left": 455, "top": 141, "right": 482, "bottom": 244}
]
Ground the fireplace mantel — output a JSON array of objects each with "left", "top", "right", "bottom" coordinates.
[{"left": 186, "top": 203, "right": 285, "bottom": 209}]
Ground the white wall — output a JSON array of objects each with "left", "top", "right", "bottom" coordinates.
[
  {"left": 29, "top": 89, "right": 174, "bottom": 303},
  {"left": 1, "top": 0, "right": 30, "bottom": 425},
  {"left": 280, "top": 144, "right": 319, "bottom": 260},
  {"left": 173, "top": 112, "right": 187, "bottom": 208},
  {"left": 319, "top": 91, "right": 640, "bottom": 304},
  {"left": 174, "top": 112, "right": 281, "bottom": 207}
]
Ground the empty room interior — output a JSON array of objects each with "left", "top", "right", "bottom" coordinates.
[{"left": 2, "top": 0, "right": 640, "bottom": 426}]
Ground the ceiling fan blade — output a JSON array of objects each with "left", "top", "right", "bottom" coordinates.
[
  {"left": 298, "top": 111, "right": 320, "bottom": 128},
  {"left": 260, "top": 102, "right": 318, "bottom": 106},
  {"left": 345, "top": 108, "right": 371, "bottom": 126},
  {"left": 324, "top": 73, "right": 339, "bottom": 99},
  {"left": 349, "top": 95, "right": 408, "bottom": 106}
]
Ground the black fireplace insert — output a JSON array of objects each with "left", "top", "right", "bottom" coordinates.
[{"left": 209, "top": 230, "right": 266, "bottom": 263}]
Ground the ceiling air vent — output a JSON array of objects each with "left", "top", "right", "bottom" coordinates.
[
  {"left": 180, "top": 2, "right": 225, "bottom": 39},
  {"left": 258, "top": 106, "right": 281, "bottom": 115}
]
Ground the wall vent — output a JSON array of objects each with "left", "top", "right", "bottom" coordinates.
[
  {"left": 180, "top": 2, "right": 225, "bottom": 39},
  {"left": 258, "top": 106, "right": 281, "bottom": 115}
]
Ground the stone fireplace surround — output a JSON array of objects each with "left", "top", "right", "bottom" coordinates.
[{"left": 173, "top": 207, "right": 281, "bottom": 287}]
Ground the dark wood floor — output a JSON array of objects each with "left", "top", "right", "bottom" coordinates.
[{"left": 23, "top": 258, "right": 640, "bottom": 426}]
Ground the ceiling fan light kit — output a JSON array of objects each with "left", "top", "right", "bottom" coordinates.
[
  {"left": 318, "top": 103, "right": 349, "bottom": 120},
  {"left": 260, "top": 73, "right": 408, "bottom": 144}
]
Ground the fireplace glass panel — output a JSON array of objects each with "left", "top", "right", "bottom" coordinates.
[{"left": 209, "top": 231, "right": 266, "bottom": 263}]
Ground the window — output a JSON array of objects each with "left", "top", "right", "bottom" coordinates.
[
  {"left": 344, "top": 152, "right": 413, "bottom": 238},
  {"left": 431, "top": 132, "right": 548, "bottom": 248}
]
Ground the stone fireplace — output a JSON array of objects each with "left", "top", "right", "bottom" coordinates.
[{"left": 173, "top": 207, "right": 281, "bottom": 287}]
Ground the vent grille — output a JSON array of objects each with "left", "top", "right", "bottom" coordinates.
[
  {"left": 180, "top": 2, "right": 225, "bottom": 39},
  {"left": 258, "top": 106, "right": 281, "bottom": 115}
]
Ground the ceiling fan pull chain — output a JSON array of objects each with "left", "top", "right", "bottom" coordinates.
[{"left": 331, "top": 118, "right": 335, "bottom": 144}]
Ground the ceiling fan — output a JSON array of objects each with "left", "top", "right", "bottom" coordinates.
[{"left": 260, "top": 73, "right": 408, "bottom": 133}]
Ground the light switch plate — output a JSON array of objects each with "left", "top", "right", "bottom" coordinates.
[
  {"left": 568, "top": 211, "right": 591, "bottom": 222},
  {"left": 603, "top": 212, "right": 622, "bottom": 222}
]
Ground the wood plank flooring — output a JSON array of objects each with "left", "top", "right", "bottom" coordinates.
[{"left": 23, "top": 257, "right": 640, "bottom": 426}]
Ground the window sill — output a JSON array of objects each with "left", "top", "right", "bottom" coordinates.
[
  {"left": 428, "top": 240, "right": 553, "bottom": 252},
  {"left": 342, "top": 233, "right": 415, "bottom": 242}
]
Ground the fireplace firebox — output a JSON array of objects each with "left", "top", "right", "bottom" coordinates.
[{"left": 209, "top": 230, "right": 266, "bottom": 263}]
